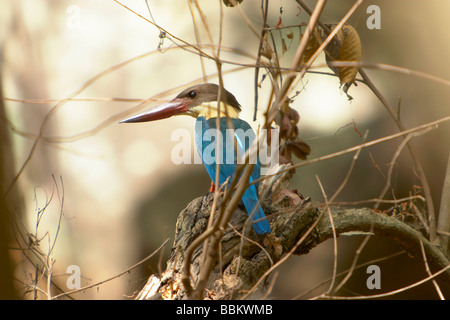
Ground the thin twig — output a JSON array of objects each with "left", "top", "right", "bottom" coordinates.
[
  {"left": 330, "top": 195, "right": 425, "bottom": 206},
  {"left": 252, "top": 115, "right": 450, "bottom": 186},
  {"left": 316, "top": 175, "right": 338, "bottom": 295},
  {"left": 113, "top": 0, "right": 214, "bottom": 60},
  {"left": 321, "top": 260, "right": 450, "bottom": 299},
  {"left": 268, "top": 0, "right": 329, "bottom": 125},
  {"left": 241, "top": 206, "right": 326, "bottom": 300},
  {"left": 419, "top": 238, "right": 445, "bottom": 299},
  {"left": 330, "top": 130, "right": 368, "bottom": 203},
  {"left": 51, "top": 239, "right": 169, "bottom": 299},
  {"left": 332, "top": 224, "right": 373, "bottom": 293},
  {"left": 261, "top": 271, "right": 278, "bottom": 300},
  {"left": 1, "top": 47, "right": 163, "bottom": 199},
  {"left": 374, "top": 132, "right": 416, "bottom": 210},
  {"left": 253, "top": 0, "right": 269, "bottom": 121},
  {"left": 293, "top": 251, "right": 404, "bottom": 299},
  {"left": 358, "top": 66, "right": 439, "bottom": 244},
  {"left": 187, "top": 2, "right": 229, "bottom": 297},
  {"left": 227, "top": 0, "right": 260, "bottom": 38},
  {"left": 268, "top": 0, "right": 364, "bottom": 126},
  {"left": 188, "top": 0, "right": 208, "bottom": 82},
  {"left": 437, "top": 152, "right": 450, "bottom": 251},
  {"left": 228, "top": 223, "right": 274, "bottom": 271}
]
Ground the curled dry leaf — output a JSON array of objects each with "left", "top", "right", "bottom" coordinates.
[
  {"left": 288, "top": 106, "right": 300, "bottom": 124},
  {"left": 263, "top": 234, "right": 283, "bottom": 258},
  {"left": 277, "top": 104, "right": 310, "bottom": 166},
  {"left": 279, "top": 155, "right": 292, "bottom": 165},
  {"left": 279, "top": 146, "right": 297, "bottom": 177},
  {"left": 286, "top": 30, "right": 294, "bottom": 40},
  {"left": 276, "top": 16, "right": 283, "bottom": 29},
  {"left": 281, "top": 38, "right": 288, "bottom": 54},
  {"left": 280, "top": 114, "right": 293, "bottom": 138},
  {"left": 279, "top": 106, "right": 300, "bottom": 139},
  {"left": 299, "top": 27, "right": 322, "bottom": 66},
  {"left": 280, "top": 99, "right": 291, "bottom": 114},
  {"left": 272, "top": 188, "right": 305, "bottom": 207},
  {"left": 324, "top": 24, "right": 362, "bottom": 99},
  {"left": 260, "top": 32, "right": 273, "bottom": 60},
  {"left": 287, "top": 141, "right": 311, "bottom": 160},
  {"left": 223, "top": 0, "right": 243, "bottom": 7}
]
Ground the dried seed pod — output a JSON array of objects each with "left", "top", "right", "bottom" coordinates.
[
  {"left": 280, "top": 114, "right": 293, "bottom": 138},
  {"left": 324, "top": 24, "right": 361, "bottom": 99},
  {"left": 288, "top": 107, "right": 300, "bottom": 125}
]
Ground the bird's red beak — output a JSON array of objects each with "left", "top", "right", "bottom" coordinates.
[{"left": 120, "top": 98, "right": 190, "bottom": 123}]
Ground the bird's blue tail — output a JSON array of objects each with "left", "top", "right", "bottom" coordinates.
[{"left": 242, "top": 186, "right": 271, "bottom": 234}]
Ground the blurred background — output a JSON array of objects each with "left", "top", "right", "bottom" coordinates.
[{"left": 1, "top": 0, "right": 449, "bottom": 299}]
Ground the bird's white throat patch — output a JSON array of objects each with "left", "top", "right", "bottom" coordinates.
[{"left": 190, "top": 101, "right": 240, "bottom": 119}]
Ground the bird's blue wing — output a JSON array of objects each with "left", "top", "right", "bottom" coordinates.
[
  {"left": 232, "top": 119, "right": 270, "bottom": 234},
  {"left": 195, "top": 117, "right": 270, "bottom": 234}
]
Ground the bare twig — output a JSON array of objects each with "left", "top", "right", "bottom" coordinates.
[
  {"left": 290, "top": 0, "right": 448, "bottom": 247},
  {"left": 51, "top": 239, "right": 169, "bottom": 299},
  {"left": 268, "top": 0, "right": 364, "bottom": 125},
  {"left": 332, "top": 225, "right": 373, "bottom": 294},
  {"left": 188, "top": 0, "right": 208, "bottom": 82},
  {"left": 294, "top": 251, "right": 404, "bottom": 299},
  {"left": 438, "top": 152, "right": 450, "bottom": 251},
  {"left": 113, "top": 0, "right": 215, "bottom": 60},
  {"left": 241, "top": 208, "right": 326, "bottom": 300},
  {"left": 419, "top": 238, "right": 444, "bottom": 299},
  {"left": 253, "top": 0, "right": 269, "bottom": 120},
  {"left": 330, "top": 130, "right": 368, "bottom": 203},
  {"left": 252, "top": 115, "right": 450, "bottom": 186},
  {"left": 268, "top": 0, "right": 329, "bottom": 124},
  {"left": 227, "top": 0, "right": 260, "bottom": 38},
  {"left": 331, "top": 195, "right": 426, "bottom": 206},
  {"left": 1, "top": 47, "right": 163, "bottom": 199},
  {"left": 358, "top": 66, "right": 439, "bottom": 245},
  {"left": 322, "top": 263, "right": 450, "bottom": 300},
  {"left": 316, "top": 175, "right": 338, "bottom": 295},
  {"left": 374, "top": 131, "right": 427, "bottom": 210}
]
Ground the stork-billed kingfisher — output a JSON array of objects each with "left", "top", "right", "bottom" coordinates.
[{"left": 121, "top": 84, "right": 271, "bottom": 234}]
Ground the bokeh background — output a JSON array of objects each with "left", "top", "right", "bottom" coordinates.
[{"left": 1, "top": 0, "right": 449, "bottom": 299}]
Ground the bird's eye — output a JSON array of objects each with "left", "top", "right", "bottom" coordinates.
[{"left": 188, "top": 90, "right": 197, "bottom": 99}]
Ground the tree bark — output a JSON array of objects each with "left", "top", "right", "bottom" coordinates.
[
  {"left": 136, "top": 191, "right": 450, "bottom": 300},
  {"left": 0, "top": 59, "right": 19, "bottom": 299}
]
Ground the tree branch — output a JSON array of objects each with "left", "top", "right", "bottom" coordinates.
[
  {"left": 438, "top": 152, "right": 450, "bottom": 251},
  {"left": 136, "top": 192, "right": 450, "bottom": 300}
]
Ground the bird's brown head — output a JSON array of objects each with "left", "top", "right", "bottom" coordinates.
[{"left": 121, "top": 83, "right": 241, "bottom": 123}]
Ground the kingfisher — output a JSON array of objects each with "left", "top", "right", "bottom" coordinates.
[{"left": 121, "top": 84, "right": 271, "bottom": 234}]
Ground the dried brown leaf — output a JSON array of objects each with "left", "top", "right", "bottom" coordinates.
[
  {"left": 281, "top": 38, "right": 288, "bottom": 54},
  {"left": 223, "top": 0, "right": 243, "bottom": 7},
  {"left": 325, "top": 24, "right": 361, "bottom": 99},
  {"left": 300, "top": 27, "right": 322, "bottom": 66},
  {"left": 263, "top": 234, "right": 282, "bottom": 258},
  {"left": 287, "top": 141, "right": 311, "bottom": 160},
  {"left": 286, "top": 30, "right": 294, "bottom": 40},
  {"left": 260, "top": 32, "right": 273, "bottom": 60}
]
